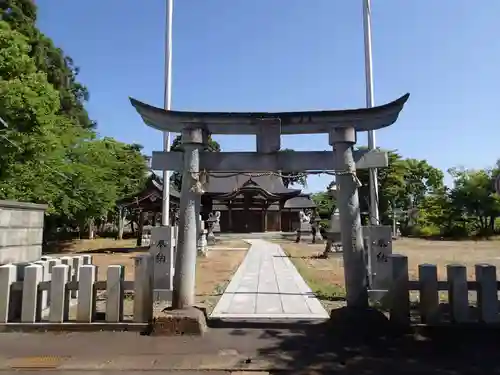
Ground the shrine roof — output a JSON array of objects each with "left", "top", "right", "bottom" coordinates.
[
  {"left": 284, "top": 195, "right": 317, "bottom": 209},
  {"left": 117, "top": 172, "right": 180, "bottom": 207},
  {"left": 204, "top": 173, "right": 299, "bottom": 196},
  {"left": 130, "top": 94, "right": 409, "bottom": 134}
]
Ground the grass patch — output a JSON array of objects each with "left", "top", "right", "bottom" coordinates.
[
  {"left": 290, "top": 256, "right": 345, "bottom": 300},
  {"left": 278, "top": 241, "right": 346, "bottom": 311}
]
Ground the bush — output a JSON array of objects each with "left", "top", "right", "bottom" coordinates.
[
  {"left": 408, "top": 224, "right": 440, "bottom": 238},
  {"left": 417, "top": 225, "right": 440, "bottom": 237},
  {"left": 319, "top": 219, "right": 329, "bottom": 230}
]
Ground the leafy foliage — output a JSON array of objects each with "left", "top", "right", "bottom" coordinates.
[
  {"left": 1, "top": 1, "right": 498, "bottom": 242},
  {"left": 319, "top": 147, "right": 500, "bottom": 238},
  {"left": 311, "top": 191, "right": 335, "bottom": 218},
  {"left": 169, "top": 134, "right": 221, "bottom": 191},
  {"left": 0, "top": 5, "right": 148, "bottom": 239},
  {"left": 1, "top": 0, "right": 94, "bottom": 128},
  {"left": 279, "top": 148, "right": 307, "bottom": 188}
]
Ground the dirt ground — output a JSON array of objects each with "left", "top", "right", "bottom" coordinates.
[
  {"left": 281, "top": 237, "right": 500, "bottom": 282},
  {"left": 78, "top": 239, "right": 249, "bottom": 283},
  {"left": 279, "top": 237, "right": 500, "bottom": 310},
  {"left": 60, "top": 238, "right": 249, "bottom": 312},
  {"left": 394, "top": 237, "right": 500, "bottom": 280},
  {"left": 44, "top": 238, "right": 138, "bottom": 254}
]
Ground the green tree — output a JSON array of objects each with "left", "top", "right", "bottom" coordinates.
[
  {"left": 62, "top": 137, "right": 148, "bottom": 238},
  {"left": 325, "top": 148, "right": 443, "bottom": 230},
  {"left": 448, "top": 167, "right": 500, "bottom": 236},
  {"left": 279, "top": 148, "right": 307, "bottom": 188},
  {"left": 0, "top": 20, "right": 70, "bottom": 209},
  {"left": 311, "top": 191, "right": 335, "bottom": 218},
  {"left": 0, "top": 19, "right": 148, "bottom": 240},
  {"left": 169, "top": 134, "right": 221, "bottom": 191},
  {"left": 1, "top": 0, "right": 94, "bottom": 129}
]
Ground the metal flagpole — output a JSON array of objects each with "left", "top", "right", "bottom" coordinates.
[
  {"left": 362, "top": 0, "right": 380, "bottom": 225},
  {"left": 162, "top": 0, "right": 174, "bottom": 226}
]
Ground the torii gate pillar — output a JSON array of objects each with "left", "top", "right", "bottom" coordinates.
[
  {"left": 330, "top": 127, "right": 368, "bottom": 308},
  {"left": 172, "top": 127, "right": 208, "bottom": 309}
]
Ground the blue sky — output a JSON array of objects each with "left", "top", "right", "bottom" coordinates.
[{"left": 36, "top": 0, "right": 500, "bottom": 192}]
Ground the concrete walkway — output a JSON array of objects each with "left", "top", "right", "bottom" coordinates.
[{"left": 210, "top": 239, "right": 329, "bottom": 319}]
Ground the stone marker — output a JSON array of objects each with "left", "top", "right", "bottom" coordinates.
[
  {"left": 150, "top": 226, "right": 175, "bottom": 301},
  {"left": 364, "top": 225, "right": 393, "bottom": 296}
]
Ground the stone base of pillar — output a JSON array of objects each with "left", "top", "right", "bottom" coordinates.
[
  {"left": 327, "top": 306, "right": 395, "bottom": 338},
  {"left": 152, "top": 307, "right": 207, "bottom": 336}
]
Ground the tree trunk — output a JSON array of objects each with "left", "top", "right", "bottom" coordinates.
[
  {"left": 88, "top": 218, "right": 95, "bottom": 240},
  {"left": 117, "top": 207, "right": 125, "bottom": 240},
  {"left": 136, "top": 210, "right": 144, "bottom": 247}
]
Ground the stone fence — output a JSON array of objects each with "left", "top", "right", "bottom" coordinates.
[
  {"left": 385, "top": 254, "right": 500, "bottom": 325},
  {"left": 0, "top": 254, "right": 153, "bottom": 330},
  {"left": 0, "top": 200, "right": 48, "bottom": 265}
]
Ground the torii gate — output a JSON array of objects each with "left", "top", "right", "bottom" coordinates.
[{"left": 130, "top": 93, "right": 409, "bottom": 310}]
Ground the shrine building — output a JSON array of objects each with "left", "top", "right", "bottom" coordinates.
[{"left": 118, "top": 171, "right": 315, "bottom": 233}]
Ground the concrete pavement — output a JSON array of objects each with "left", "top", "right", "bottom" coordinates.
[
  {"left": 0, "top": 328, "right": 309, "bottom": 372},
  {"left": 1, "top": 372, "right": 234, "bottom": 375},
  {"left": 0, "top": 325, "right": 499, "bottom": 373},
  {"left": 211, "top": 239, "right": 329, "bottom": 319}
]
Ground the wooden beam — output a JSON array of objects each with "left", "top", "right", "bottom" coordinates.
[{"left": 151, "top": 150, "right": 388, "bottom": 172}]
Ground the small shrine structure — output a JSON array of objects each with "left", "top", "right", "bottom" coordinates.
[{"left": 116, "top": 172, "right": 180, "bottom": 241}]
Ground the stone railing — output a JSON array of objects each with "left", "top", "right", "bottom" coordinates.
[
  {"left": 384, "top": 254, "right": 500, "bottom": 325},
  {"left": 0, "top": 254, "right": 153, "bottom": 330}
]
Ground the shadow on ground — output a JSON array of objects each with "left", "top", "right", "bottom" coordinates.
[
  {"left": 219, "top": 307, "right": 500, "bottom": 374},
  {"left": 74, "top": 246, "right": 149, "bottom": 254},
  {"left": 273, "top": 253, "right": 343, "bottom": 260},
  {"left": 44, "top": 245, "right": 149, "bottom": 255},
  {"left": 42, "top": 240, "right": 77, "bottom": 254}
]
